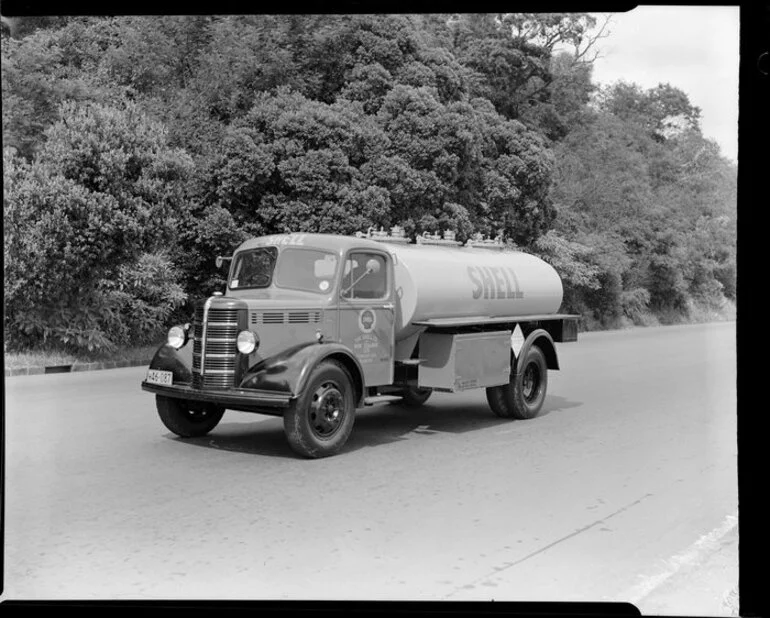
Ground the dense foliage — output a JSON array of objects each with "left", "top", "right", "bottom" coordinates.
[{"left": 3, "top": 14, "right": 736, "bottom": 351}]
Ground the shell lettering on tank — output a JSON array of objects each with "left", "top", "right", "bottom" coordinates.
[
  {"left": 480, "top": 267, "right": 495, "bottom": 299},
  {"left": 467, "top": 266, "right": 525, "bottom": 300}
]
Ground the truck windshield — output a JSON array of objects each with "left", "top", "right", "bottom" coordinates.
[
  {"left": 230, "top": 247, "right": 278, "bottom": 289},
  {"left": 274, "top": 248, "right": 339, "bottom": 294}
]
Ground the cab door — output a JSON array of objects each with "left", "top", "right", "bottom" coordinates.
[{"left": 338, "top": 249, "right": 395, "bottom": 387}]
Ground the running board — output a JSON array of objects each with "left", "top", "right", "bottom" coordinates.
[{"left": 363, "top": 395, "right": 403, "bottom": 406}]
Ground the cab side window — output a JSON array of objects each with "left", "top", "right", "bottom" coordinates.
[{"left": 342, "top": 252, "right": 387, "bottom": 299}]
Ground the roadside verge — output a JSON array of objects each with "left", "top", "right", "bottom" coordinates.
[{"left": 5, "top": 357, "right": 153, "bottom": 377}]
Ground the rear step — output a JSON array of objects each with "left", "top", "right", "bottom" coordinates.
[{"left": 363, "top": 395, "right": 403, "bottom": 406}]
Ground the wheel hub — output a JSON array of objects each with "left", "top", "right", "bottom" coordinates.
[
  {"left": 522, "top": 363, "right": 540, "bottom": 402},
  {"left": 309, "top": 382, "right": 344, "bottom": 438}
]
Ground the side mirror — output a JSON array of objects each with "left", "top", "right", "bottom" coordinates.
[
  {"left": 365, "top": 258, "right": 381, "bottom": 274},
  {"left": 215, "top": 256, "right": 232, "bottom": 269}
]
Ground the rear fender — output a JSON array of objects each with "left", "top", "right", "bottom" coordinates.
[
  {"left": 517, "top": 328, "right": 559, "bottom": 372},
  {"left": 148, "top": 343, "right": 193, "bottom": 383},
  {"left": 240, "top": 342, "right": 365, "bottom": 406}
]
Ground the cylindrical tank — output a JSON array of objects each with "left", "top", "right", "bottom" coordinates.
[{"left": 389, "top": 244, "right": 563, "bottom": 341}]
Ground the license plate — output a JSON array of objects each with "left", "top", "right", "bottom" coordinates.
[{"left": 146, "top": 369, "right": 173, "bottom": 386}]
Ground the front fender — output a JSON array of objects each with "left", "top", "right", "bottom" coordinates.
[
  {"left": 148, "top": 343, "right": 193, "bottom": 384},
  {"left": 240, "top": 342, "right": 365, "bottom": 405}
]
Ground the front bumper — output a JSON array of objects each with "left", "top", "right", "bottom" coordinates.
[{"left": 141, "top": 381, "right": 293, "bottom": 411}]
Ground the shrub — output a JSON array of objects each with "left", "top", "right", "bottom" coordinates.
[
  {"left": 10, "top": 302, "right": 119, "bottom": 353},
  {"left": 101, "top": 252, "right": 188, "bottom": 345},
  {"left": 3, "top": 99, "right": 193, "bottom": 353},
  {"left": 620, "top": 287, "right": 651, "bottom": 324}
]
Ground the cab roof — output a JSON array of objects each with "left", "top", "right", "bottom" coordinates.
[
  {"left": 235, "top": 232, "right": 396, "bottom": 255},
  {"left": 234, "top": 232, "right": 521, "bottom": 257}
]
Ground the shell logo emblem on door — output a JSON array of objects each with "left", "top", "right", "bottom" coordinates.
[{"left": 358, "top": 308, "right": 376, "bottom": 333}]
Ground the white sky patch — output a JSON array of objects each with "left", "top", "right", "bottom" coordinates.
[{"left": 588, "top": 6, "right": 739, "bottom": 162}]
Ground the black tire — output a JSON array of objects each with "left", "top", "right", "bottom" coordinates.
[
  {"left": 485, "top": 345, "right": 548, "bottom": 420},
  {"left": 391, "top": 386, "right": 433, "bottom": 407},
  {"left": 156, "top": 396, "right": 225, "bottom": 437},
  {"left": 283, "top": 360, "right": 356, "bottom": 458}
]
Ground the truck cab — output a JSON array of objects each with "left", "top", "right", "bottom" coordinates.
[
  {"left": 226, "top": 233, "right": 396, "bottom": 388},
  {"left": 143, "top": 233, "right": 400, "bottom": 457}
]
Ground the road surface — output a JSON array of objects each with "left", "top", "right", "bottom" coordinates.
[{"left": 3, "top": 322, "right": 738, "bottom": 614}]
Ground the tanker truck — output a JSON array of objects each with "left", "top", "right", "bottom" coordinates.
[{"left": 141, "top": 228, "right": 579, "bottom": 458}]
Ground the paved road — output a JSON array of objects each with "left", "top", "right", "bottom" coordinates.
[{"left": 3, "top": 322, "right": 737, "bottom": 613}]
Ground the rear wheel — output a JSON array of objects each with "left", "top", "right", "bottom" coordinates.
[
  {"left": 283, "top": 360, "right": 356, "bottom": 458},
  {"left": 486, "top": 345, "right": 548, "bottom": 420},
  {"left": 156, "top": 396, "right": 225, "bottom": 437}
]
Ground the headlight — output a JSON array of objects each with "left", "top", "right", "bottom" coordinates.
[
  {"left": 237, "top": 330, "right": 259, "bottom": 354},
  {"left": 167, "top": 325, "right": 188, "bottom": 350}
]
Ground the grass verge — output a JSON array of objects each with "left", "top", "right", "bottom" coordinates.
[{"left": 4, "top": 342, "right": 162, "bottom": 370}]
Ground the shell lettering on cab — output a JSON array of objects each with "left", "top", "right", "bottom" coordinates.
[
  {"left": 262, "top": 233, "right": 307, "bottom": 246},
  {"left": 467, "top": 266, "right": 524, "bottom": 300}
]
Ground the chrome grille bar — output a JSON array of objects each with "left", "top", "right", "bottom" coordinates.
[{"left": 191, "top": 301, "right": 241, "bottom": 390}]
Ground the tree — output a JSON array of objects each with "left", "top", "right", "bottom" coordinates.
[
  {"left": 521, "top": 51, "right": 595, "bottom": 141},
  {"left": 597, "top": 81, "right": 702, "bottom": 142},
  {"left": 503, "top": 13, "right": 613, "bottom": 66},
  {"left": 184, "top": 16, "right": 297, "bottom": 124},
  {"left": 445, "top": 12, "right": 606, "bottom": 135},
  {"left": 550, "top": 111, "right": 656, "bottom": 232},
  {"left": 1, "top": 17, "right": 134, "bottom": 158},
  {"left": 448, "top": 14, "right": 551, "bottom": 120},
  {"left": 2, "top": 25, "right": 88, "bottom": 158},
  {"left": 202, "top": 88, "right": 391, "bottom": 235},
  {"left": 100, "top": 16, "right": 213, "bottom": 97},
  {"left": 551, "top": 78, "right": 735, "bottom": 325},
  {"left": 533, "top": 229, "right": 601, "bottom": 315},
  {"left": 4, "top": 100, "right": 194, "bottom": 351},
  {"left": 199, "top": 82, "right": 555, "bottom": 247},
  {"left": 296, "top": 15, "right": 428, "bottom": 104},
  {"left": 0, "top": 16, "right": 71, "bottom": 39}
]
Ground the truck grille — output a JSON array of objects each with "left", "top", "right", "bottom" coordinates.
[
  {"left": 192, "top": 306, "right": 240, "bottom": 390},
  {"left": 250, "top": 310, "right": 321, "bottom": 325}
]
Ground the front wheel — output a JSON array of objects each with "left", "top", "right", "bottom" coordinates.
[
  {"left": 486, "top": 345, "right": 548, "bottom": 420},
  {"left": 156, "top": 396, "right": 225, "bottom": 437},
  {"left": 283, "top": 360, "right": 356, "bottom": 458}
]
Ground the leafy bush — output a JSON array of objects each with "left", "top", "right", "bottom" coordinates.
[
  {"left": 4, "top": 99, "right": 193, "bottom": 353},
  {"left": 4, "top": 148, "right": 114, "bottom": 349},
  {"left": 6, "top": 253, "right": 186, "bottom": 352},
  {"left": 533, "top": 230, "right": 601, "bottom": 290},
  {"left": 620, "top": 287, "right": 651, "bottom": 324},
  {"left": 10, "top": 301, "right": 119, "bottom": 353},
  {"left": 532, "top": 229, "right": 600, "bottom": 321},
  {"left": 100, "top": 252, "right": 188, "bottom": 345},
  {"left": 173, "top": 205, "right": 249, "bottom": 312}
]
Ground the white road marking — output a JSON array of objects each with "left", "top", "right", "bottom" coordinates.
[{"left": 626, "top": 511, "right": 739, "bottom": 604}]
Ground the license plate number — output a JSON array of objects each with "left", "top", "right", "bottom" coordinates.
[{"left": 146, "top": 369, "right": 173, "bottom": 386}]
